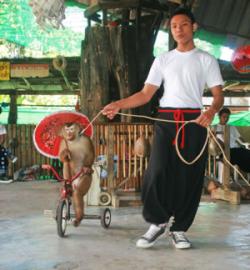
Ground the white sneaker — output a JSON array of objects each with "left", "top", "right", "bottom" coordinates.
[
  {"left": 136, "top": 224, "right": 166, "bottom": 249},
  {"left": 11, "top": 156, "right": 18, "bottom": 163},
  {"left": 0, "top": 179, "right": 13, "bottom": 184},
  {"left": 171, "top": 231, "right": 191, "bottom": 249}
]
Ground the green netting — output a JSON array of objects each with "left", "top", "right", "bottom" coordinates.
[
  {"left": 194, "top": 29, "right": 227, "bottom": 59},
  {"left": 0, "top": 0, "right": 87, "bottom": 57},
  {"left": 0, "top": 0, "right": 230, "bottom": 59},
  {"left": 212, "top": 111, "right": 250, "bottom": 126},
  {"left": 154, "top": 29, "right": 227, "bottom": 59},
  {"left": 1, "top": 106, "right": 250, "bottom": 126},
  {"left": 0, "top": 106, "right": 75, "bottom": 124}
]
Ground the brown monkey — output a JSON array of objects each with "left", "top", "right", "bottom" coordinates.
[{"left": 59, "top": 122, "right": 95, "bottom": 227}]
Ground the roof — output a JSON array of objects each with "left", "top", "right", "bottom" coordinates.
[
  {"left": 1, "top": 0, "right": 250, "bottom": 97},
  {"left": 193, "top": 0, "right": 250, "bottom": 42}
]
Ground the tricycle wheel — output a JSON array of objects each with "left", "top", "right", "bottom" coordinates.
[
  {"left": 99, "top": 192, "right": 111, "bottom": 206},
  {"left": 56, "top": 199, "right": 69, "bottom": 237},
  {"left": 100, "top": 208, "right": 111, "bottom": 229}
]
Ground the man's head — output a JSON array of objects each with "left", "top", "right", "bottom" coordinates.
[
  {"left": 170, "top": 7, "right": 196, "bottom": 24},
  {"left": 169, "top": 7, "right": 198, "bottom": 45},
  {"left": 218, "top": 107, "right": 231, "bottom": 125}
]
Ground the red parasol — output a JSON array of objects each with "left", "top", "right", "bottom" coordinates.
[
  {"left": 231, "top": 45, "right": 250, "bottom": 73},
  {"left": 33, "top": 111, "right": 93, "bottom": 159}
]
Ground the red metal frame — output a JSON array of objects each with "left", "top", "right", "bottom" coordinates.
[{"left": 42, "top": 164, "right": 84, "bottom": 199}]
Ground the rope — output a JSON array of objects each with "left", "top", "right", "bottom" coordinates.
[
  {"left": 208, "top": 128, "right": 250, "bottom": 186},
  {"left": 80, "top": 110, "right": 250, "bottom": 186},
  {"left": 80, "top": 111, "right": 103, "bottom": 135},
  {"left": 175, "top": 121, "right": 209, "bottom": 165},
  {"left": 119, "top": 112, "right": 207, "bottom": 165}
]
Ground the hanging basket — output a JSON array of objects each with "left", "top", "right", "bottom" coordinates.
[
  {"left": 134, "top": 136, "right": 151, "bottom": 158},
  {"left": 53, "top": 55, "right": 67, "bottom": 71}
]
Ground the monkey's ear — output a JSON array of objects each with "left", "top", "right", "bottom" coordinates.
[
  {"left": 193, "top": 23, "right": 198, "bottom": 32},
  {"left": 75, "top": 124, "right": 81, "bottom": 134}
]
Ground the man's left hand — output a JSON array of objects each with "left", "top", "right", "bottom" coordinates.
[{"left": 195, "top": 109, "right": 216, "bottom": 128}]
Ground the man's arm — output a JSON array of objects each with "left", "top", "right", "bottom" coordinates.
[
  {"left": 102, "top": 84, "right": 158, "bottom": 119},
  {"left": 196, "top": 85, "right": 224, "bottom": 127}
]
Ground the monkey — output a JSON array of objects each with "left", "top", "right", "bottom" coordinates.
[{"left": 58, "top": 122, "right": 95, "bottom": 227}]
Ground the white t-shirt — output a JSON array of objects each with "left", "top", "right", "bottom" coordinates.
[
  {"left": 214, "top": 124, "right": 241, "bottom": 148},
  {"left": 145, "top": 48, "right": 224, "bottom": 108}
]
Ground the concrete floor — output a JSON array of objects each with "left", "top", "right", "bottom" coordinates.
[{"left": 0, "top": 181, "right": 250, "bottom": 270}]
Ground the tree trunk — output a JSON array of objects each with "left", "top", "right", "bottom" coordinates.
[
  {"left": 80, "top": 11, "right": 162, "bottom": 123},
  {"left": 8, "top": 94, "right": 17, "bottom": 124}
]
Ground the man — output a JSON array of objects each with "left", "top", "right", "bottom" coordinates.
[
  {"left": 102, "top": 7, "right": 224, "bottom": 249},
  {"left": 214, "top": 107, "right": 250, "bottom": 173}
]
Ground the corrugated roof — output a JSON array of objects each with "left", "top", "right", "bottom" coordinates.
[{"left": 193, "top": 0, "right": 250, "bottom": 48}]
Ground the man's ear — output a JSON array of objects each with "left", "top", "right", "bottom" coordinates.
[{"left": 193, "top": 23, "right": 198, "bottom": 32}]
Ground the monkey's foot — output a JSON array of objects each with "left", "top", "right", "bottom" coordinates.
[{"left": 72, "top": 218, "right": 82, "bottom": 227}]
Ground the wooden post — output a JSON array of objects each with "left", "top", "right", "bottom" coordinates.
[
  {"left": 222, "top": 125, "right": 230, "bottom": 189},
  {"left": 107, "top": 126, "right": 117, "bottom": 206},
  {"left": 211, "top": 125, "right": 240, "bottom": 204},
  {"left": 8, "top": 94, "right": 17, "bottom": 124}
]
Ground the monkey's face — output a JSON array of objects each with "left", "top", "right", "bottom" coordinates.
[{"left": 63, "top": 125, "right": 78, "bottom": 141}]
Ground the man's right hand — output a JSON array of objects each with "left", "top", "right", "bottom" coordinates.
[{"left": 102, "top": 101, "right": 120, "bottom": 120}]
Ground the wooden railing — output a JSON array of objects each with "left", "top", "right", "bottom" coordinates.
[
  {"left": 5, "top": 124, "right": 249, "bottom": 191},
  {"left": 93, "top": 123, "right": 154, "bottom": 192}
]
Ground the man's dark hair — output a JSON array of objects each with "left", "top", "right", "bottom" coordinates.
[
  {"left": 169, "top": 7, "right": 196, "bottom": 24},
  {"left": 219, "top": 107, "right": 231, "bottom": 117}
]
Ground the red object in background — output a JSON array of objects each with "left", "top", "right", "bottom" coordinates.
[
  {"left": 33, "top": 111, "right": 93, "bottom": 159},
  {"left": 75, "top": 95, "right": 80, "bottom": 112},
  {"left": 231, "top": 45, "right": 250, "bottom": 73},
  {"left": 108, "top": 21, "right": 119, "bottom": 27}
]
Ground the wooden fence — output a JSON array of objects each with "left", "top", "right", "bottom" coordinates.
[
  {"left": 4, "top": 123, "right": 154, "bottom": 190},
  {"left": 93, "top": 123, "right": 154, "bottom": 192},
  {"left": 4, "top": 124, "right": 250, "bottom": 190}
]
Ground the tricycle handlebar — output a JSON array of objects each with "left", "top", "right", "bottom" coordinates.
[{"left": 42, "top": 164, "right": 92, "bottom": 183}]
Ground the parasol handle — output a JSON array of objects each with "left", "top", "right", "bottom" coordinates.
[{"left": 63, "top": 138, "right": 72, "bottom": 179}]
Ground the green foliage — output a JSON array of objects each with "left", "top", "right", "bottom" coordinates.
[{"left": 0, "top": 0, "right": 87, "bottom": 58}]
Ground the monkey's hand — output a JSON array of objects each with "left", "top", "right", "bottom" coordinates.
[{"left": 59, "top": 149, "right": 72, "bottom": 163}]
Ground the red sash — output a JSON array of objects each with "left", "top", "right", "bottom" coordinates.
[{"left": 158, "top": 109, "right": 201, "bottom": 149}]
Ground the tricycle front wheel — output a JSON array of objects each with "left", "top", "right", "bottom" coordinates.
[{"left": 56, "top": 199, "right": 70, "bottom": 237}]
